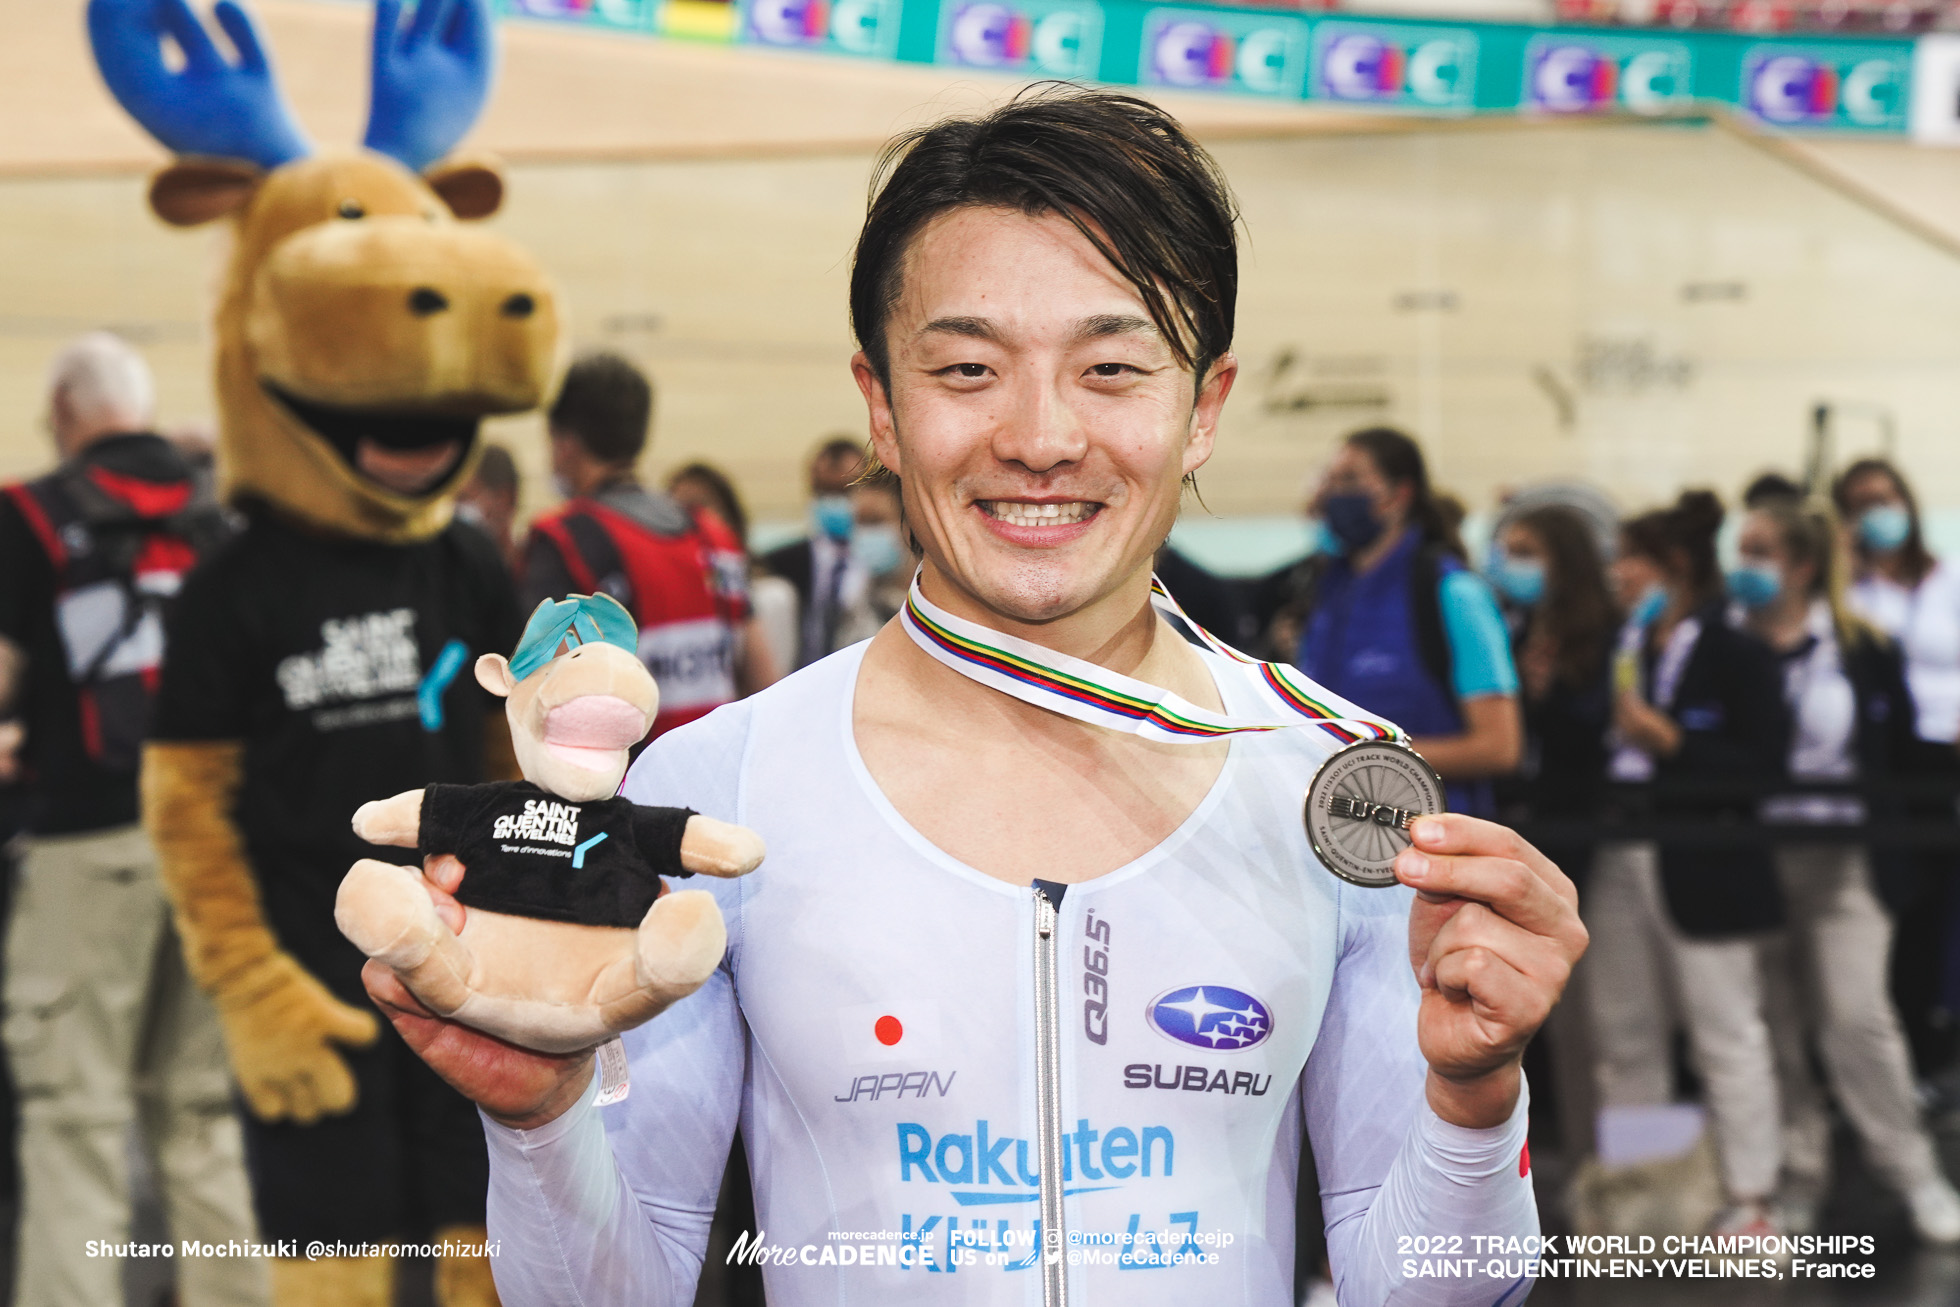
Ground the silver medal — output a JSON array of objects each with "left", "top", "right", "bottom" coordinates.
[{"left": 1304, "top": 740, "right": 1447, "bottom": 889}]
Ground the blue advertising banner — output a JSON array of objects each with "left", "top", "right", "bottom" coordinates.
[{"left": 487, "top": 0, "right": 1925, "bottom": 135}]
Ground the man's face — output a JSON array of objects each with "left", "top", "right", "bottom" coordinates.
[{"left": 853, "top": 206, "right": 1234, "bottom": 625}]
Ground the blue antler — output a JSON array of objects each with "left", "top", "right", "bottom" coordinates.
[
  {"left": 87, "top": 0, "right": 309, "bottom": 169},
  {"left": 364, "top": 0, "right": 495, "bottom": 173}
]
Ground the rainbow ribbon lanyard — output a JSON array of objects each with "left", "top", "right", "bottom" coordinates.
[{"left": 899, "top": 572, "right": 1406, "bottom": 749}]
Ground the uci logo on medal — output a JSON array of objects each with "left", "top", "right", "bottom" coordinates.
[{"left": 1147, "top": 985, "right": 1273, "bottom": 1052}]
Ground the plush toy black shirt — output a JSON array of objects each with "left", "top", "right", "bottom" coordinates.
[{"left": 419, "top": 780, "right": 695, "bottom": 928}]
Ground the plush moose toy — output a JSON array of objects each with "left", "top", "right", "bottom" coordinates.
[{"left": 338, "top": 594, "right": 765, "bottom": 1052}]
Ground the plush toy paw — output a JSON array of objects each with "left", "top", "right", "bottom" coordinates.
[
  {"left": 214, "top": 952, "right": 380, "bottom": 1124},
  {"left": 337, "top": 860, "right": 731, "bottom": 1054},
  {"left": 351, "top": 789, "right": 425, "bottom": 847},
  {"left": 632, "top": 888, "right": 729, "bottom": 991},
  {"left": 678, "top": 815, "right": 767, "bottom": 877}
]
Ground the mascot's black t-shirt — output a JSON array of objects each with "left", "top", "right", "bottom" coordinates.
[
  {"left": 151, "top": 504, "right": 523, "bottom": 1000},
  {"left": 419, "top": 780, "right": 694, "bottom": 928}
]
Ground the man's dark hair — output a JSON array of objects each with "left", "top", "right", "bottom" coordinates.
[
  {"left": 814, "top": 436, "right": 868, "bottom": 469},
  {"left": 549, "top": 352, "right": 653, "bottom": 465},
  {"left": 850, "top": 85, "right": 1239, "bottom": 388},
  {"left": 1742, "top": 470, "right": 1802, "bottom": 509}
]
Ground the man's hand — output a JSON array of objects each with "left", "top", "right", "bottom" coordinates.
[
  {"left": 361, "top": 855, "right": 594, "bottom": 1129},
  {"left": 1394, "top": 814, "right": 1587, "bottom": 1129}
]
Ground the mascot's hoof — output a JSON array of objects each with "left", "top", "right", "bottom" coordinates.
[
  {"left": 635, "top": 889, "right": 728, "bottom": 991},
  {"left": 336, "top": 859, "right": 444, "bottom": 969}
]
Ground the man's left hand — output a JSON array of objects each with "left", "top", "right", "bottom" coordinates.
[{"left": 1394, "top": 814, "right": 1587, "bottom": 1128}]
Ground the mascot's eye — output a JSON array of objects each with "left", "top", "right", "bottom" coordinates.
[{"left": 337, "top": 199, "right": 366, "bottom": 220}]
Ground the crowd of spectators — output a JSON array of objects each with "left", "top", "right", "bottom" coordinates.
[{"left": 5, "top": 332, "right": 1960, "bottom": 1301}]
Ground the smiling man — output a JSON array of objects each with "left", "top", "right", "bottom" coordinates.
[{"left": 371, "top": 88, "right": 1586, "bottom": 1306}]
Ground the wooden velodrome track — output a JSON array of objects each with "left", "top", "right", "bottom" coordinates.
[{"left": 7, "top": 0, "right": 1960, "bottom": 526}]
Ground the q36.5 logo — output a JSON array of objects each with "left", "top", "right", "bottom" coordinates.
[
  {"left": 1147, "top": 985, "right": 1272, "bottom": 1052},
  {"left": 1525, "top": 39, "right": 1689, "bottom": 115},
  {"left": 744, "top": 0, "right": 897, "bottom": 55},
  {"left": 1312, "top": 27, "right": 1474, "bottom": 110},
  {"left": 939, "top": 0, "right": 1100, "bottom": 77},
  {"left": 1743, "top": 48, "right": 1903, "bottom": 129},
  {"left": 1142, "top": 9, "right": 1308, "bottom": 97}
]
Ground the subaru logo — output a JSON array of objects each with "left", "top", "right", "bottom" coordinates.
[{"left": 1147, "top": 985, "right": 1271, "bottom": 1052}]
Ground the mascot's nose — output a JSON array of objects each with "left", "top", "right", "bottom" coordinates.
[
  {"left": 543, "top": 695, "right": 649, "bottom": 750},
  {"left": 408, "top": 287, "right": 450, "bottom": 316}
]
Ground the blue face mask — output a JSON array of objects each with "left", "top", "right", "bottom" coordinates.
[
  {"left": 849, "top": 522, "right": 905, "bottom": 578},
  {"left": 1488, "top": 555, "right": 1546, "bottom": 607},
  {"left": 1727, "top": 563, "right": 1782, "bottom": 609},
  {"left": 811, "top": 494, "right": 854, "bottom": 542},
  {"left": 1859, "top": 504, "right": 1911, "bottom": 553},
  {"left": 1629, "top": 584, "right": 1668, "bottom": 627},
  {"left": 1319, "top": 493, "right": 1383, "bottom": 554}
]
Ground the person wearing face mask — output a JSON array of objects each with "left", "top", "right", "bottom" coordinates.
[
  {"left": 762, "top": 436, "right": 872, "bottom": 669},
  {"left": 1489, "top": 505, "right": 1616, "bottom": 887},
  {"left": 832, "top": 473, "right": 913, "bottom": 646},
  {"left": 1587, "top": 490, "right": 1792, "bottom": 1235},
  {"left": 1275, "top": 427, "right": 1522, "bottom": 817},
  {"left": 1732, "top": 497, "right": 1960, "bottom": 1242},
  {"left": 1833, "top": 459, "right": 1960, "bottom": 1079},
  {"left": 523, "top": 352, "right": 778, "bottom": 739}
]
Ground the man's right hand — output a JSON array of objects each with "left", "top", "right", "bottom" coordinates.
[
  {"left": 363, "top": 961, "right": 595, "bottom": 1129},
  {"left": 360, "top": 853, "right": 594, "bottom": 1129}
]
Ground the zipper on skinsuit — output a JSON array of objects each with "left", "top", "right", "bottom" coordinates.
[{"left": 1032, "top": 884, "right": 1070, "bottom": 1307}]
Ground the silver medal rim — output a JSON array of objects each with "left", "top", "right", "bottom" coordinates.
[{"left": 1304, "top": 740, "right": 1446, "bottom": 889}]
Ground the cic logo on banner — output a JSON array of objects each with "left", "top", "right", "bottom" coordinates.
[
  {"left": 1741, "top": 44, "right": 1907, "bottom": 130},
  {"left": 1525, "top": 37, "right": 1690, "bottom": 114},
  {"left": 1141, "top": 7, "right": 1310, "bottom": 97},
  {"left": 742, "top": 0, "right": 898, "bottom": 55},
  {"left": 1311, "top": 23, "right": 1476, "bottom": 111},
  {"left": 936, "top": 0, "right": 1102, "bottom": 78}
]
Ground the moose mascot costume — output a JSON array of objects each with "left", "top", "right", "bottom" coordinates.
[{"left": 88, "top": 0, "right": 564, "bottom": 1300}]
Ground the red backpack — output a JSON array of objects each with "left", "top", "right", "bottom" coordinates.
[{"left": 530, "top": 500, "right": 750, "bottom": 738}]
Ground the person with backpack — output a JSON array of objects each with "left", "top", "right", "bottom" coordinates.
[
  {"left": 522, "top": 352, "right": 777, "bottom": 739},
  {"left": 0, "top": 333, "right": 267, "bottom": 1306},
  {"left": 1274, "top": 427, "right": 1522, "bottom": 815}
]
